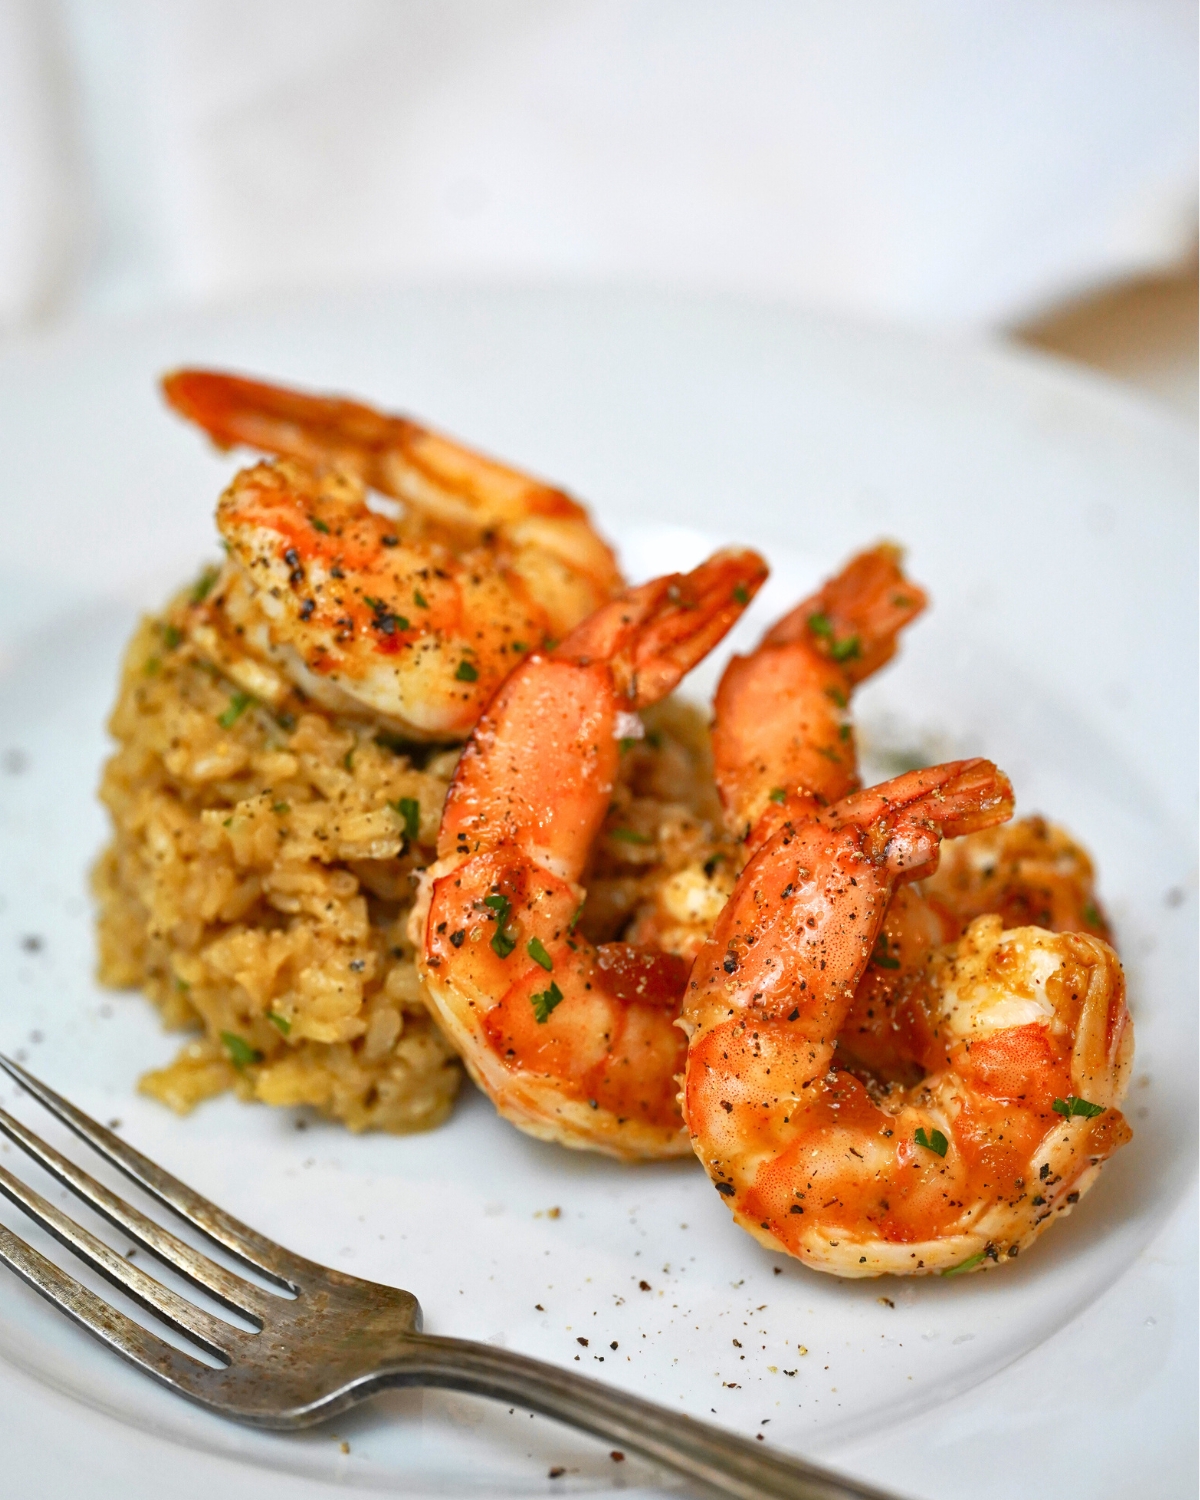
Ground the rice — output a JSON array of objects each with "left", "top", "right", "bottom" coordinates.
[
  {"left": 93, "top": 571, "right": 726, "bottom": 1132},
  {"left": 94, "top": 576, "right": 465, "bottom": 1132}
]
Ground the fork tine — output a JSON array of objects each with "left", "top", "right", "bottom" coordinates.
[
  {"left": 0, "top": 1055, "right": 301, "bottom": 1289},
  {"left": 0, "top": 1219, "right": 218, "bottom": 1396},
  {"left": 0, "top": 1157, "right": 247, "bottom": 1361},
  {"left": 0, "top": 1103, "right": 268, "bottom": 1324}
]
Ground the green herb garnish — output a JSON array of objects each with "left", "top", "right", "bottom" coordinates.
[
  {"left": 413, "top": 590, "right": 429, "bottom": 609},
  {"left": 309, "top": 516, "right": 330, "bottom": 534},
  {"left": 391, "top": 796, "right": 420, "bottom": 842},
  {"left": 271, "top": 802, "right": 290, "bottom": 815},
  {"left": 143, "top": 656, "right": 161, "bottom": 676},
  {"left": 808, "top": 611, "right": 860, "bottom": 662},
  {"left": 221, "top": 1031, "right": 263, "bottom": 1069},
  {"left": 768, "top": 787, "right": 787, "bottom": 804},
  {"left": 267, "top": 1012, "right": 291, "bottom": 1035},
  {"left": 941, "top": 1250, "right": 986, "bottom": 1277},
  {"left": 483, "top": 894, "right": 516, "bottom": 958},
  {"left": 455, "top": 660, "right": 479, "bottom": 682},
  {"left": 527, "top": 937, "right": 554, "bottom": 972},
  {"left": 190, "top": 567, "right": 218, "bottom": 604},
  {"left": 914, "top": 1126, "right": 948, "bottom": 1157},
  {"left": 531, "top": 982, "right": 564, "bottom": 1024},
  {"left": 1052, "top": 1095, "right": 1104, "bottom": 1119},
  {"left": 732, "top": 585, "right": 750, "bottom": 605},
  {"left": 1082, "top": 902, "right": 1102, "bottom": 928},
  {"left": 162, "top": 624, "right": 183, "bottom": 650},
  {"left": 217, "top": 691, "right": 253, "bottom": 729},
  {"left": 610, "top": 827, "right": 652, "bottom": 845}
]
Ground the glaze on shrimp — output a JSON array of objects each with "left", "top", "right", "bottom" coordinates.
[
  {"left": 163, "top": 370, "right": 623, "bottom": 739},
  {"left": 682, "top": 761, "right": 1133, "bottom": 1276},
  {"left": 414, "top": 549, "right": 768, "bottom": 1159}
]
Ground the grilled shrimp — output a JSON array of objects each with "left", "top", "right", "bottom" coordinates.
[
  {"left": 839, "top": 817, "right": 1113, "bottom": 1086},
  {"left": 413, "top": 549, "right": 768, "bottom": 1159},
  {"left": 162, "top": 370, "right": 623, "bottom": 740},
  {"left": 682, "top": 761, "right": 1134, "bottom": 1277},
  {"left": 626, "top": 544, "right": 927, "bottom": 960}
]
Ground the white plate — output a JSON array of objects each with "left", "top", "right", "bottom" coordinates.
[{"left": 0, "top": 288, "right": 1194, "bottom": 1500}]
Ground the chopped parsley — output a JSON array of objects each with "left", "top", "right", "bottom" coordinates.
[
  {"left": 455, "top": 660, "right": 479, "bottom": 682},
  {"left": 619, "top": 738, "right": 638, "bottom": 753},
  {"left": 941, "top": 1250, "right": 986, "bottom": 1277},
  {"left": 413, "top": 590, "right": 429, "bottom": 609},
  {"left": 531, "top": 982, "right": 564, "bottom": 1024},
  {"left": 1052, "top": 1095, "right": 1105, "bottom": 1119},
  {"left": 807, "top": 611, "right": 861, "bottom": 662},
  {"left": 143, "top": 656, "right": 161, "bottom": 676},
  {"left": 217, "top": 691, "right": 253, "bottom": 729},
  {"left": 391, "top": 796, "right": 421, "bottom": 842},
  {"left": 610, "top": 827, "right": 652, "bottom": 845},
  {"left": 161, "top": 623, "right": 183, "bottom": 650},
  {"left": 768, "top": 787, "right": 787, "bottom": 804},
  {"left": 271, "top": 802, "right": 290, "bottom": 815},
  {"left": 732, "top": 584, "right": 750, "bottom": 605},
  {"left": 872, "top": 943, "right": 900, "bottom": 970},
  {"left": 309, "top": 516, "right": 330, "bottom": 534},
  {"left": 190, "top": 567, "right": 218, "bottom": 604},
  {"left": 527, "top": 937, "right": 554, "bottom": 972},
  {"left": 266, "top": 1012, "right": 291, "bottom": 1036},
  {"left": 374, "top": 731, "right": 409, "bottom": 756},
  {"left": 362, "top": 597, "right": 410, "bottom": 633},
  {"left": 1083, "top": 902, "right": 1102, "bottom": 928},
  {"left": 220, "top": 1031, "right": 262, "bottom": 1069},
  {"left": 483, "top": 894, "right": 516, "bottom": 957},
  {"left": 914, "top": 1126, "right": 948, "bottom": 1157}
]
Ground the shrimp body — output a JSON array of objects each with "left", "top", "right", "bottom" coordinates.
[
  {"left": 164, "top": 371, "right": 623, "bottom": 739},
  {"left": 712, "top": 543, "right": 927, "bottom": 828},
  {"left": 683, "top": 760, "right": 1132, "bottom": 1277},
  {"left": 414, "top": 549, "right": 768, "bottom": 1159}
]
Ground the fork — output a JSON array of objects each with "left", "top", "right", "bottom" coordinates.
[{"left": 0, "top": 1055, "right": 905, "bottom": 1500}]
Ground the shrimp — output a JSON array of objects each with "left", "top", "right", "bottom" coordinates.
[
  {"left": 161, "top": 370, "right": 623, "bottom": 740},
  {"left": 412, "top": 549, "right": 768, "bottom": 1159},
  {"left": 838, "top": 817, "right": 1113, "bottom": 1086},
  {"left": 712, "top": 543, "right": 927, "bottom": 829},
  {"left": 624, "top": 544, "right": 927, "bottom": 960},
  {"left": 682, "top": 761, "right": 1134, "bottom": 1276}
]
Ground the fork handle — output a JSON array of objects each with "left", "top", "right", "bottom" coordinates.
[{"left": 380, "top": 1333, "right": 901, "bottom": 1500}]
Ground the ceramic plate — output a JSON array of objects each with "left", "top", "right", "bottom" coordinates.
[{"left": 0, "top": 288, "right": 1194, "bottom": 1500}]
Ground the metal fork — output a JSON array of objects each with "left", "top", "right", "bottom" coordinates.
[{"left": 0, "top": 1055, "right": 903, "bottom": 1500}]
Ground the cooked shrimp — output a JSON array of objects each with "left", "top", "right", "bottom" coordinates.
[
  {"left": 162, "top": 370, "right": 623, "bottom": 739},
  {"left": 712, "top": 543, "right": 927, "bottom": 829},
  {"left": 412, "top": 549, "right": 768, "bottom": 1159},
  {"left": 625, "top": 544, "right": 927, "bottom": 961},
  {"left": 683, "top": 761, "right": 1134, "bottom": 1276},
  {"left": 838, "top": 816, "right": 1112, "bottom": 1086}
]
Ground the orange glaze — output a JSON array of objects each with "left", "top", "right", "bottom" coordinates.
[
  {"left": 165, "top": 369, "right": 623, "bottom": 740},
  {"left": 415, "top": 548, "right": 768, "bottom": 1159}
]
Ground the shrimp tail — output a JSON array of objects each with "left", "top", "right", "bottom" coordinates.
[
  {"left": 833, "top": 757, "right": 1016, "bottom": 854},
  {"left": 162, "top": 368, "right": 407, "bottom": 474},
  {"left": 554, "top": 548, "right": 769, "bottom": 707},
  {"left": 763, "top": 541, "right": 927, "bottom": 681}
]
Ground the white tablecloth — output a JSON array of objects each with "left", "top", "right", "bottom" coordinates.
[{"left": 1, "top": 0, "right": 1196, "bottom": 333}]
